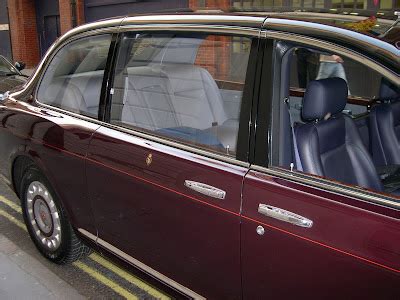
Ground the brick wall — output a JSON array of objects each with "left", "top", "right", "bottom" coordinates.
[
  {"left": 195, "top": 36, "right": 231, "bottom": 81},
  {"left": 7, "top": 0, "right": 40, "bottom": 68},
  {"left": 59, "top": 0, "right": 85, "bottom": 35},
  {"left": 190, "top": 1, "right": 231, "bottom": 82}
]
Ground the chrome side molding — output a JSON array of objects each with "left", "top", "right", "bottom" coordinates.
[
  {"left": 184, "top": 180, "right": 226, "bottom": 199},
  {"left": 78, "top": 228, "right": 205, "bottom": 299},
  {"left": 258, "top": 204, "right": 313, "bottom": 228}
]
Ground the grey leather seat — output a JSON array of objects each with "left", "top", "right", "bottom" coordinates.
[
  {"left": 121, "top": 66, "right": 179, "bottom": 131},
  {"left": 120, "top": 64, "right": 227, "bottom": 131},
  {"left": 160, "top": 63, "right": 227, "bottom": 130}
]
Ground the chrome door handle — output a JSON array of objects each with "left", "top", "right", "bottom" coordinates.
[
  {"left": 258, "top": 204, "right": 313, "bottom": 228},
  {"left": 184, "top": 180, "right": 226, "bottom": 200}
]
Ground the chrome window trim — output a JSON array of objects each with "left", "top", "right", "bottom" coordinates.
[
  {"left": 119, "top": 23, "right": 260, "bottom": 36},
  {"left": 34, "top": 101, "right": 250, "bottom": 168},
  {"left": 78, "top": 228, "right": 205, "bottom": 299},
  {"left": 26, "top": 23, "right": 258, "bottom": 169},
  {"left": 264, "top": 18, "right": 400, "bottom": 67},
  {"left": 251, "top": 165, "right": 400, "bottom": 209},
  {"left": 263, "top": 30, "right": 399, "bottom": 84},
  {"left": 33, "top": 29, "right": 117, "bottom": 104},
  {"left": 255, "top": 30, "right": 400, "bottom": 209},
  {"left": 14, "top": 27, "right": 121, "bottom": 97}
]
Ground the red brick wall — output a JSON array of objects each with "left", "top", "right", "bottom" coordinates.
[
  {"left": 190, "top": 1, "right": 231, "bottom": 81},
  {"left": 76, "top": 0, "right": 85, "bottom": 26},
  {"left": 7, "top": 0, "right": 40, "bottom": 68},
  {"left": 195, "top": 36, "right": 231, "bottom": 81},
  {"left": 59, "top": 0, "right": 85, "bottom": 34},
  {"left": 189, "top": 0, "right": 230, "bottom": 10}
]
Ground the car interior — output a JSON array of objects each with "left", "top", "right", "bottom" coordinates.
[
  {"left": 277, "top": 45, "right": 400, "bottom": 198},
  {"left": 38, "top": 35, "right": 111, "bottom": 118},
  {"left": 109, "top": 33, "right": 248, "bottom": 155}
]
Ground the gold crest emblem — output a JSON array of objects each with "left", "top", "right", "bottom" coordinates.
[{"left": 146, "top": 153, "right": 153, "bottom": 166}]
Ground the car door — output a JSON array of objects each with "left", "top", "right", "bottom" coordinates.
[
  {"left": 241, "top": 33, "right": 400, "bottom": 299},
  {"left": 85, "top": 29, "right": 260, "bottom": 299}
]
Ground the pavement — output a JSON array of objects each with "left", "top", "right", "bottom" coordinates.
[{"left": 0, "top": 177, "right": 173, "bottom": 300}]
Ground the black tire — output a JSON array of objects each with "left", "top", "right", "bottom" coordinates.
[{"left": 20, "top": 167, "right": 91, "bottom": 264}]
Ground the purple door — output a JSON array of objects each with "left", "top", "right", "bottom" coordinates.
[
  {"left": 85, "top": 30, "right": 256, "bottom": 298},
  {"left": 86, "top": 127, "right": 245, "bottom": 298},
  {"left": 241, "top": 170, "right": 400, "bottom": 299}
]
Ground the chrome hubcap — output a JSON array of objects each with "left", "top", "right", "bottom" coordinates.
[{"left": 26, "top": 181, "right": 61, "bottom": 250}]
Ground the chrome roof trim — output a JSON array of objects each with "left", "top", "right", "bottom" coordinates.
[
  {"left": 251, "top": 165, "right": 400, "bottom": 210},
  {"left": 119, "top": 24, "right": 260, "bottom": 36},
  {"left": 264, "top": 30, "right": 399, "bottom": 85},
  {"left": 122, "top": 14, "right": 265, "bottom": 28},
  {"left": 78, "top": 228, "right": 206, "bottom": 299},
  {"left": 264, "top": 18, "right": 400, "bottom": 69}
]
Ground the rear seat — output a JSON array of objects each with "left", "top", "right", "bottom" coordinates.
[{"left": 118, "top": 64, "right": 238, "bottom": 151}]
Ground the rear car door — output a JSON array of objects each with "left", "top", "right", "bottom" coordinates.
[
  {"left": 85, "top": 28, "right": 259, "bottom": 298},
  {"left": 241, "top": 33, "right": 400, "bottom": 299}
]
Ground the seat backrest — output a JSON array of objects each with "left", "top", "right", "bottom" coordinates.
[
  {"left": 121, "top": 66, "right": 180, "bottom": 131},
  {"left": 296, "top": 78, "right": 383, "bottom": 192},
  {"left": 370, "top": 78, "right": 400, "bottom": 166},
  {"left": 160, "top": 63, "right": 227, "bottom": 130}
]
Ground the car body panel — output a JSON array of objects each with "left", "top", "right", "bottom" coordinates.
[
  {"left": 0, "top": 98, "right": 99, "bottom": 233},
  {"left": 241, "top": 170, "right": 399, "bottom": 298},
  {"left": 86, "top": 125, "right": 246, "bottom": 299}
]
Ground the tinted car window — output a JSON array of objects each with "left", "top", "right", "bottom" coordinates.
[
  {"left": 110, "top": 32, "right": 252, "bottom": 156},
  {"left": 37, "top": 34, "right": 112, "bottom": 117}
]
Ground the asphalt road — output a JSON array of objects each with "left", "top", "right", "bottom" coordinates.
[{"left": 0, "top": 177, "right": 172, "bottom": 300}]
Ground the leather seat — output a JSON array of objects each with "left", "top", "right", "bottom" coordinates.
[
  {"left": 296, "top": 78, "right": 383, "bottom": 192},
  {"left": 369, "top": 78, "right": 400, "bottom": 166}
]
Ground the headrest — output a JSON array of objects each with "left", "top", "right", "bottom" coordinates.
[
  {"left": 379, "top": 78, "right": 399, "bottom": 102},
  {"left": 302, "top": 78, "right": 348, "bottom": 121}
]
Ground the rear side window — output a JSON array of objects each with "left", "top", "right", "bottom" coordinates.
[
  {"left": 109, "top": 32, "right": 252, "bottom": 157},
  {"left": 37, "top": 34, "right": 112, "bottom": 117}
]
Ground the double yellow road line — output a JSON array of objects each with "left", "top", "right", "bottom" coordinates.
[{"left": 0, "top": 195, "right": 170, "bottom": 300}]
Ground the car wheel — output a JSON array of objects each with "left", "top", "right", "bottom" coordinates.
[{"left": 20, "top": 167, "right": 91, "bottom": 264}]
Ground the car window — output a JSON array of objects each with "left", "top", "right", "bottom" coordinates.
[
  {"left": 37, "top": 34, "right": 112, "bottom": 118},
  {"left": 109, "top": 32, "right": 252, "bottom": 157},
  {"left": 270, "top": 43, "right": 400, "bottom": 200},
  {"left": 289, "top": 47, "right": 383, "bottom": 117}
]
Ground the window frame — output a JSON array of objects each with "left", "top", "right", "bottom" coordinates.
[
  {"left": 253, "top": 30, "right": 400, "bottom": 209},
  {"left": 34, "top": 30, "right": 116, "bottom": 120},
  {"left": 102, "top": 26, "right": 262, "bottom": 164}
]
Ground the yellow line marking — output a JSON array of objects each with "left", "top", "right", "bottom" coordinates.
[
  {"left": 73, "top": 261, "right": 139, "bottom": 300},
  {"left": 89, "top": 253, "right": 170, "bottom": 300},
  {"left": 0, "top": 195, "right": 169, "bottom": 298},
  {"left": 0, "top": 195, "right": 22, "bottom": 213},
  {"left": 0, "top": 208, "right": 27, "bottom": 231}
]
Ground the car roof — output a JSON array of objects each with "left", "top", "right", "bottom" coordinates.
[{"left": 52, "top": 12, "right": 400, "bottom": 75}]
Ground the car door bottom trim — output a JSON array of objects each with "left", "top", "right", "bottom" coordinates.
[
  {"left": 78, "top": 228, "right": 206, "bottom": 299},
  {"left": 36, "top": 140, "right": 399, "bottom": 274}
]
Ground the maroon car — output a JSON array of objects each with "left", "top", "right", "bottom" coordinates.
[{"left": 0, "top": 13, "right": 399, "bottom": 299}]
